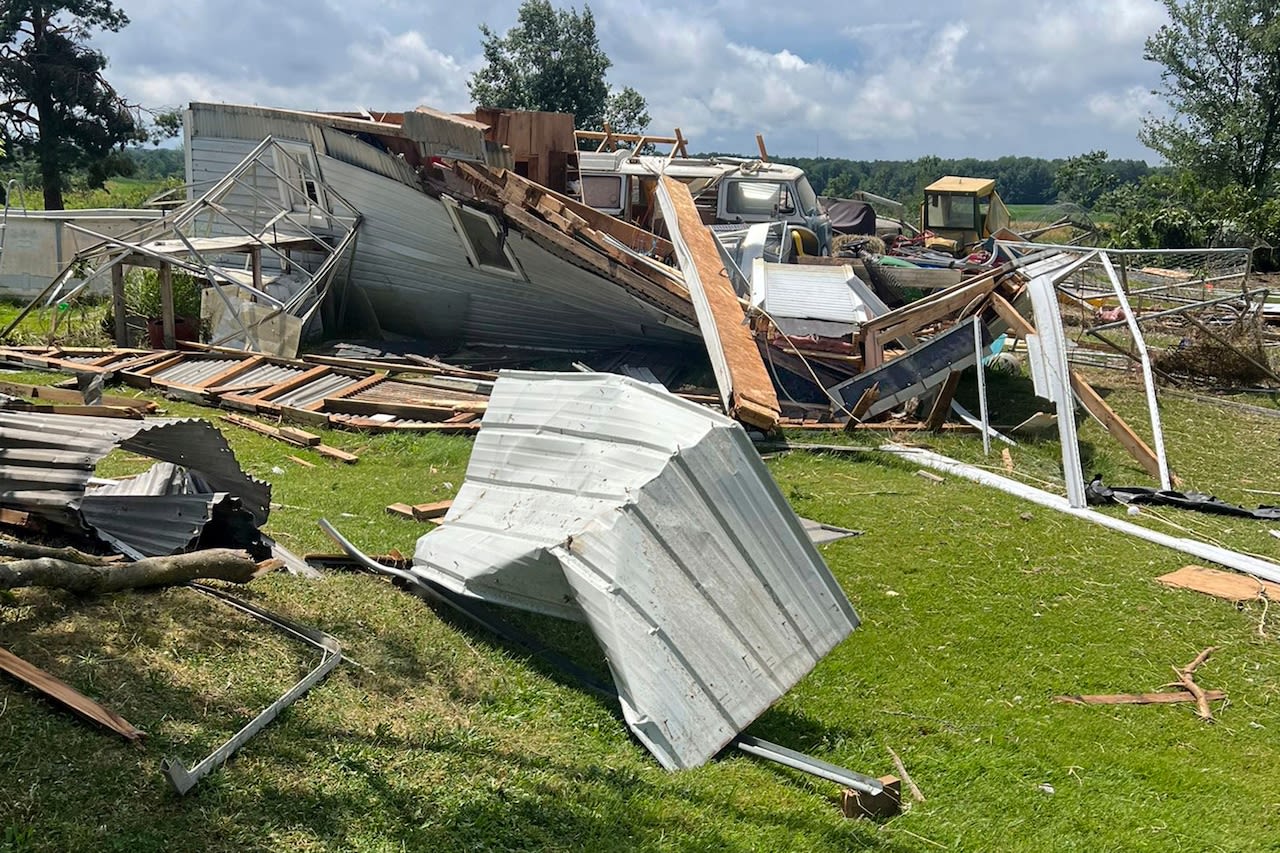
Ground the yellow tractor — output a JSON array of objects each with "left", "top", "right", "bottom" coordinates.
[{"left": 920, "top": 176, "right": 1011, "bottom": 256}]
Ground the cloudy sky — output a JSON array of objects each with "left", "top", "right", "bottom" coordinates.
[{"left": 93, "top": 0, "right": 1172, "bottom": 162}]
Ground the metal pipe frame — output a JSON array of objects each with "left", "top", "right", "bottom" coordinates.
[{"left": 160, "top": 583, "right": 342, "bottom": 795}]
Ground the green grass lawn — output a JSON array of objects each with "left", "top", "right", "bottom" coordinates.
[{"left": 2, "top": 367, "right": 1280, "bottom": 851}]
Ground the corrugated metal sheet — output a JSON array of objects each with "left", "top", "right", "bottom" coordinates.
[
  {"left": 412, "top": 372, "right": 858, "bottom": 771},
  {"left": 0, "top": 412, "right": 270, "bottom": 553},
  {"left": 153, "top": 357, "right": 242, "bottom": 386},
  {"left": 82, "top": 463, "right": 224, "bottom": 558},
  {"left": 272, "top": 372, "right": 362, "bottom": 408},
  {"left": 751, "top": 260, "right": 878, "bottom": 325}
]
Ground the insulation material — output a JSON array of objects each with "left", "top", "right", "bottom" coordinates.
[{"left": 412, "top": 372, "right": 857, "bottom": 771}]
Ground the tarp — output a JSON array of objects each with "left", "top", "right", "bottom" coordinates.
[{"left": 819, "top": 197, "right": 876, "bottom": 236}]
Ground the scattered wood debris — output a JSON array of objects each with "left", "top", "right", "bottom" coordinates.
[
  {"left": 1054, "top": 690, "right": 1227, "bottom": 706},
  {"left": 0, "top": 646, "right": 145, "bottom": 743},
  {"left": 220, "top": 414, "right": 358, "bottom": 464},
  {"left": 1173, "top": 646, "right": 1219, "bottom": 722},
  {"left": 386, "top": 500, "right": 453, "bottom": 522},
  {"left": 1054, "top": 646, "right": 1223, "bottom": 721}
]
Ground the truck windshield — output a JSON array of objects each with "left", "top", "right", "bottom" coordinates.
[{"left": 794, "top": 176, "right": 819, "bottom": 217}]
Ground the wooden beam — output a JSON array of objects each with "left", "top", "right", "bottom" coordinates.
[
  {"left": 755, "top": 133, "right": 769, "bottom": 162},
  {"left": 111, "top": 265, "right": 127, "bottom": 347},
  {"left": 159, "top": 262, "right": 176, "bottom": 350},
  {"left": 990, "top": 293, "right": 1161, "bottom": 480},
  {"left": 925, "top": 371, "right": 962, "bottom": 431},
  {"left": 658, "top": 176, "right": 780, "bottom": 431}
]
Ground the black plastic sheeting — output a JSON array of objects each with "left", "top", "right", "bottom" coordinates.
[
  {"left": 819, "top": 197, "right": 877, "bottom": 236},
  {"left": 1086, "top": 476, "right": 1280, "bottom": 520}
]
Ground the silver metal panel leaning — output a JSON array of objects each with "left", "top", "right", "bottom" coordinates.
[{"left": 411, "top": 372, "right": 858, "bottom": 771}]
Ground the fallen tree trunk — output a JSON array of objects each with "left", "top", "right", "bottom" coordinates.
[{"left": 0, "top": 549, "right": 268, "bottom": 594}]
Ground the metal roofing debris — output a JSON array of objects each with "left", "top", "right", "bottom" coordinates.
[
  {"left": 866, "top": 443, "right": 1280, "bottom": 586},
  {"left": 750, "top": 260, "right": 881, "bottom": 326},
  {"left": 1025, "top": 273, "right": 1087, "bottom": 508},
  {"left": 412, "top": 372, "right": 857, "bottom": 770},
  {"left": 0, "top": 411, "right": 269, "bottom": 558}
]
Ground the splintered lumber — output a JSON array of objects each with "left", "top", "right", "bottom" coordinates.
[
  {"left": 0, "top": 509, "right": 31, "bottom": 528},
  {"left": 385, "top": 503, "right": 416, "bottom": 520},
  {"left": 0, "top": 646, "right": 145, "bottom": 742},
  {"left": 656, "top": 176, "right": 780, "bottom": 430},
  {"left": 386, "top": 500, "right": 453, "bottom": 522},
  {"left": 220, "top": 414, "right": 358, "bottom": 464},
  {"left": 841, "top": 776, "right": 901, "bottom": 819},
  {"left": 0, "top": 380, "right": 155, "bottom": 411},
  {"left": 1158, "top": 565, "right": 1280, "bottom": 602},
  {"left": 0, "top": 549, "right": 266, "bottom": 594},
  {"left": 925, "top": 371, "right": 962, "bottom": 431},
  {"left": 278, "top": 426, "right": 320, "bottom": 447},
  {"left": 1002, "top": 448, "right": 1015, "bottom": 472},
  {"left": 848, "top": 383, "right": 880, "bottom": 422},
  {"left": 1054, "top": 690, "right": 1227, "bottom": 706}
]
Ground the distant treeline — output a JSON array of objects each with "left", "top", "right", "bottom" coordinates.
[
  {"left": 127, "top": 146, "right": 185, "bottom": 180},
  {"left": 700, "top": 152, "right": 1156, "bottom": 206}
]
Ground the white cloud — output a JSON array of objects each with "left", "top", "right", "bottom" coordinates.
[{"left": 87, "top": 0, "right": 1170, "bottom": 160}]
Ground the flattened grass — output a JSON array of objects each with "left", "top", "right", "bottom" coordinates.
[{"left": 1, "top": 365, "right": 1279, "bottom": 851}]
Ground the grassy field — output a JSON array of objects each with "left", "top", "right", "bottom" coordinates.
[{"left": 1, "top": 365, "right": 1280, "bottom": 851}]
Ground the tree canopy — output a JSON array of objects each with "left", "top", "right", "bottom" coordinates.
[
  {"left": 0, "top": 1, "right": 145, "bottom": 209},
  {"left": 469, "top": 0, "right": 649, "bottom": 136},
  {"left": 1141, "top": 0, "right": 1280, "bottom": 195}
]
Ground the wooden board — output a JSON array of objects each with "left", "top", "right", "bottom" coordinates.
[
  {"left": 658, "top": 177, "right": 780, "bottom": 430},
  {"left": 1157, "top": 565, "right": 1280, "bottom": 602},
  {"left": 0, "top": 645, "right": 144, "bottom": 742}
]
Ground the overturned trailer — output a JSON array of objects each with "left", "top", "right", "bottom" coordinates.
[{"left": 182, "top": 103, "right": 699, "bottom": 354}]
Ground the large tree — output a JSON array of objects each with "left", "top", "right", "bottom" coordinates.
[
  {"left": 1141, "top": 0, "right": 1280, "bottom": 195},
  {"left": 0, "top": 1, "right": 145, "bottom": 209},
  {"left": 469, "top": 0, "right": 649, "bottom": 137}
]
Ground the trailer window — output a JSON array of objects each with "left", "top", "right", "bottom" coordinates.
[
  {"left": 441, "top": 196, "right": 524, "bottom": 278},
  {"left": 581, "top": 174, "right": 626, "bottom": 214}
]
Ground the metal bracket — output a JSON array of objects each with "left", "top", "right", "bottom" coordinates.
[{"left": 160, "top": 583, "right": 342, "bottom": 795}]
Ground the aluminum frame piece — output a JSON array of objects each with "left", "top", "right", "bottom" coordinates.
[
  {"left": 412, "top": 372, "right": 858, "bottom": 771},
  {"left": 1025, "top": 273, "right": 1087, "bottom": 508},
  {"left": 0, "top": 412, "right": 269, "bottom": 557},
  {"left": 161, "top": 584, "right": 342, "bottom": 795}
]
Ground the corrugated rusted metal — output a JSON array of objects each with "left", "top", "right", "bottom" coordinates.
[{"left": 412, "top": 372, "right": 857, "bottom": 771}]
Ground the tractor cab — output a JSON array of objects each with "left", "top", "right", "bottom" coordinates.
[{"left": 920, "top": 176, "right": 1011, "bottom": 256}]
